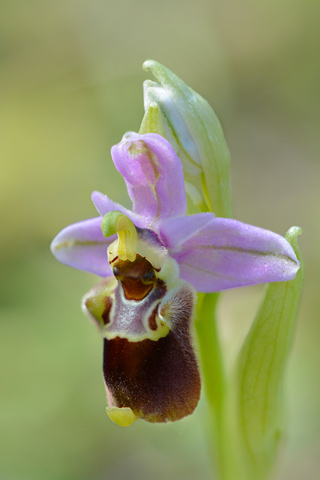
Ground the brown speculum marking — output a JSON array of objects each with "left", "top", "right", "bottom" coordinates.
[
  {"left": 102, "top": 296, "right": 112, "bottom": 325},
  {"left": 105, "top": 254, "right": 167, "bottom": 339},
  {"left": 112, "top": 254, "right": 160, "bottom": 301},
  {"left": 148, "top": 305, "right": 159, "bottom": 331}
]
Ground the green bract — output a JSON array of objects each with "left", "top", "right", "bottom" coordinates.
[
  {"left": 141, "top": 60, "right": 232, "bottom": 217},
  {"left": 235, "top": 226, "right": 303, "bottom": 480}
]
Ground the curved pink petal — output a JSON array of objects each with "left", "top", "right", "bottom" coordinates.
[
  {"left": 91, "top": 191, "right": 147, "bottom": 228},
  {"left": 158, "top": 215, "right": 300, "bottom": 292},
  {"left": 111, "top": 132, "right": 187, "bottom": 226},
  {"left": 50, "top": 217, "right": 113, "bottom": 277}
]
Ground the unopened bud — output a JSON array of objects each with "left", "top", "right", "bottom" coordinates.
[{"left": 141, "top": 60, "right": 232, "bottom": 217}]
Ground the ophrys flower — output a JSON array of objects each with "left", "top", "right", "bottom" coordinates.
[{"left": 51, "top": 132, "right": 299, "bottom": 425}]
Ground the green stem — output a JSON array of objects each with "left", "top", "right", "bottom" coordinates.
[
  {"left": 195, "top": 292, "right": 246, "bottom": 480},
  {"left": 195, "top": 292, "right": 227, "bottom": 479},
  {"left": 196, "top": 293, "right": 225, "bottom": 413}
]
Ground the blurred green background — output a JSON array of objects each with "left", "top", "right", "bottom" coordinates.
[{"left": 1, "top": 1, "right": 319, "bottom": 479}]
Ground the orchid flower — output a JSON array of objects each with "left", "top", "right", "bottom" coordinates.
[{"left": 51, "top": 132, "right": 299, "bottom": 426}]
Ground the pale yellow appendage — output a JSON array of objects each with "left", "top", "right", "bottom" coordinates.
[
  {"left": 106, "top": 407, "right": 138, "bottom": 426},
  {"left": 101, "top": 211, "right": 138, "bottom": 262}
]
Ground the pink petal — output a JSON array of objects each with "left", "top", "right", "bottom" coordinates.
[
  {"left": 50, "top": 217, "right": 113, "bottom": 277},
  {"left": 111, "top": 133, "right": 187, "bottom": 226},
  {"left": 158, "top": 215, "right": 300, "bottom": 292},
  {"left": 91, "top": 191, "right": 147, "bottom": 228}
]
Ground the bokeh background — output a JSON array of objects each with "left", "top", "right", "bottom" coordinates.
[{"left": 1, "top": 1, "right": 319, "bottom": 479}]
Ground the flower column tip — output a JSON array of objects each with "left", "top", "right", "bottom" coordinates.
[{"left": 101, "top": 210, "right": 138, "bottom": 262}]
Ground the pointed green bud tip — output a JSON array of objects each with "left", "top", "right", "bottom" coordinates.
[
  {"left": 285, "top": 225, "right": 303, "bottom": 245},
  {"left": 141, "top": 59, "right": 232, "bottom": 217},
  {"left": 139, "top": 102, "right": 165, "bottom": 137}
]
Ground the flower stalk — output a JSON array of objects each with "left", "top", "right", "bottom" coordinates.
[{"left": 195, "top": 292, "right": 228, "bottom": 479}]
